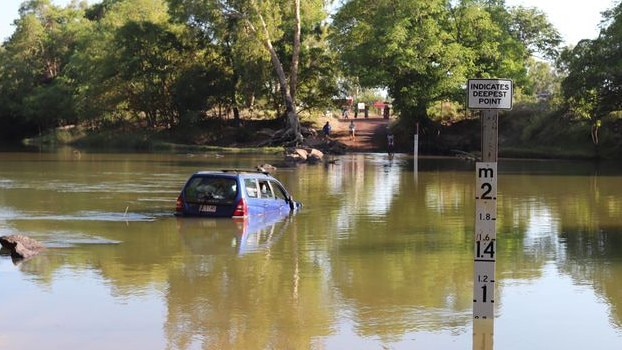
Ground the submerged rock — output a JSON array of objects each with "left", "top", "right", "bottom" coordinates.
[
  {"left": 284, "top": 147, "right": 325, "bottom": 164},
  {"left": 0, "top": 234, "right": 45, "bottom": 260},
  {"left": 256, "top": 163, "right": 277, "bottom": 174}
]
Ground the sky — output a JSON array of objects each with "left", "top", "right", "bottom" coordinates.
[
  {"left": 0, "top": 0, "right": 618, "bottom": 45},
  {"left": 506, "top": 0, "right": 618, "bottom": 45}
]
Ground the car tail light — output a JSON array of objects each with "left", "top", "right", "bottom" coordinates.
[
  {"left": 175, "top": 195, "right": 183, "bottom": 213},
  {"left": 232, "top": 198, "right": 248, "bottom": 217}
]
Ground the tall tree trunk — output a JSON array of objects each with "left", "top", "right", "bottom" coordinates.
[
  {"left": 223, "top": 35, "right": 241, "bottom": 127},
  {"left": 251, "top": 0, "right": 302, "bottom": 143},
  {"left": 289, "top": 0, "right": 301, "bottom": 103}
]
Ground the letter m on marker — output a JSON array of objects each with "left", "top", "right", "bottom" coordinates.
[{"left": 478, "top": 167, "right": 494, "bottom": 178}]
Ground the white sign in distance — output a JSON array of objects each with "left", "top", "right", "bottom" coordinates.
[{"left": 467, "top": 79, "right": 513, "bottom": 110}]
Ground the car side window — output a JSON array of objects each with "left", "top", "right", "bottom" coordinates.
[
  {"left": 245, "top": 179, "right": 259, "bottom": 198},
  {"left": 270, "top": 180, "right": 288, "bottom": 200},
  {"left": 258, "top": 179, "right": 274, "bottom": 199}
]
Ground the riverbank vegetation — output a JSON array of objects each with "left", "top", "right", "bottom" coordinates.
[{"left": 2, "top": 0, "right": 622, "bottom": 159}]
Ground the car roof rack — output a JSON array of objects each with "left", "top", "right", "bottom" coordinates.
[{"left": 220, "top": 168, "right": 271, "bottom": 175}]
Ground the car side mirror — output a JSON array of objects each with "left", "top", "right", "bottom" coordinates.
[{"left": 287, "top": 195, "right": 295, "bottom": 211}]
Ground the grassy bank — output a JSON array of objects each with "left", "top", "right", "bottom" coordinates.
[
  {"left": 21, "top": 105, "right": 622, "bottom": 160},
  {"left": 22, "top": 121, "right": 286, "bottom": 154},
  {"left": 386, "top": 105, "right": 620, "bottom": 160}
]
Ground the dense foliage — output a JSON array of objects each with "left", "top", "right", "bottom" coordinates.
[
  {"left": 2, "top": 0, "right": 622, "bottom": 157},
  {"left": 330, "top": 0, "right": 561, "bottom": 126},
  {"left": 0, "top": 0, "right": 337, "bottom": 142},
  {"left": 559, "top": 4, "right": 622, "bottom": 119}
]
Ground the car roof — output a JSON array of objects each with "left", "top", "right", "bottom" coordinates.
[{"left": 191, "top": 169, "right": 274, "bottom": 179}]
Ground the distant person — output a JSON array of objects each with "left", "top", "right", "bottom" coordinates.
[
  {"left": 387, "top": 131, "right": 395, "bottom": 155},
  {"left": 323, "top": 121, "right": 331, "bottom": 138},
  {"left": 383, "top": 104, "right": 390, "bottom": 119},
  {"left": 349, "top": 121, "right": 356, "bottom": 141}
]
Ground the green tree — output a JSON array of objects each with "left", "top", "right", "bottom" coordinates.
[
  {"left": 559, "top": 39, "right": 603, "bottom": 121},
  {"left": 524, "top": 57, "right": 560, "bottom": 102},
  {"left": 507, "top": 5, "right": 561, "bottom": 61},
  {"left": 168, "top": 0, "right": 331, "bottom": 144},
  {"left": 172, "top": 51, "right": 234, "bottom": 121},
  {"left": 0, "top": 0, "right": 84, "bottom": 135},
  {"left": 167, "top": 0, "right": 274, "bottom": 124},
  {"left": 279, "top": 22, "right": 340, "bottom": 114},
  {"left": 330, "top": 0, "right": 561, "bottom": 127},
  {"left": 112, "top": 21, "right": 184, "bottom": 128},
  {"left": 69, "top": 0, "right": 190, "bottom": 129},
  {"left": 559, "top": 2, "right": 622, "bottom": 121}
]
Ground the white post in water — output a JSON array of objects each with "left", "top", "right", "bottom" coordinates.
[
  {"left": 414, "top": 122, "right": 419, "bottom": 172},
  {"left": 467, "top": 78, "right": 512, "bottom": 350},
  {"left": 472, "top": 110, "right": 497, "bottom": 350},
  {"left": 413, "top": 123, "right": 419, "bottom": 157}
]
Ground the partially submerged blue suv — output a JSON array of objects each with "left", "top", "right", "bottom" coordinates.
[{"left": 175, "top": 169, "right": 301, "bottom": 218}]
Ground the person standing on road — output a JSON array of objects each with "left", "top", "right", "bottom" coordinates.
[
  {"left": 349, "top": 121, "right": 356, "bottom": 141},
  {"left": 323, "top": 121, "right": 331, "bottom": 139}
]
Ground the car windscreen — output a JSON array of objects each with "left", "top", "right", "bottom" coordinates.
[{"left": 184, "top": 176, "right": 238, "bottom": 204}]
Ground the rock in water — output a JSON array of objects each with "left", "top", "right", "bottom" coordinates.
[
  {"left": 0, "top": 234, "right": 45, "bottom": 260},
  {"left": 256, "top": 163, "right": 277, "bottom": 173}
]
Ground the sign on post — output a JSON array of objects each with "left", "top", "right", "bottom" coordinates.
[{"left": 467, "top": 79, "right": 513, "bottom": 110}]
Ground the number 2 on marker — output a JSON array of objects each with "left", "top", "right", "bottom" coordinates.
[{"left": 480, "top": 182, "right": 493, "bottom": 199}]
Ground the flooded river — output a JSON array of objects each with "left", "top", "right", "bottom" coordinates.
[{"left": 1, "top": 149, "right": 622, "bottom": 349}]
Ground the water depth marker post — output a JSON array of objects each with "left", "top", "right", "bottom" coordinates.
[
  {"left": 473, "top": 118, "right": 497, "bottom": 320},
  {"left": 468, "top": 78, "right": 512, "bottom": 349}
]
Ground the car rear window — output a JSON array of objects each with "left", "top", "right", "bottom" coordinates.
[{"left": 184, "top": 176, "right": 237, "bottom": 203}]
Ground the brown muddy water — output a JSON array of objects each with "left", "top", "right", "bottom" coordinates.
[{"left": 1, "top": 149, "right": 622, "bottom": 349}]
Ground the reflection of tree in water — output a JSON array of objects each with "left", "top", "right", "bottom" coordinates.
[
  {"left": 331, "top": 242, "right": 474, "bottom": 338},
  {"left": 164, "top": 216, "right": 334, "bottom": 349},
  {"left": 558, "top": 225, "right": 622, "bottom": 328},
  {"left": 324, "top": 164, "right": 550, "bottom": 339}
]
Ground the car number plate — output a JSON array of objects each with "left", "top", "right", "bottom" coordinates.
[{"left": 199, "top": 205, "right": 216, "bottom": 213}]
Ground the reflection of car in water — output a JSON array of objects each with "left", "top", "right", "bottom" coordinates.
[
  {"left": 176, "top": 212, "right": 294, "bottom": 255},
  {"left": 175, "top": 169, "right": 301, "bottom": 218}
]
